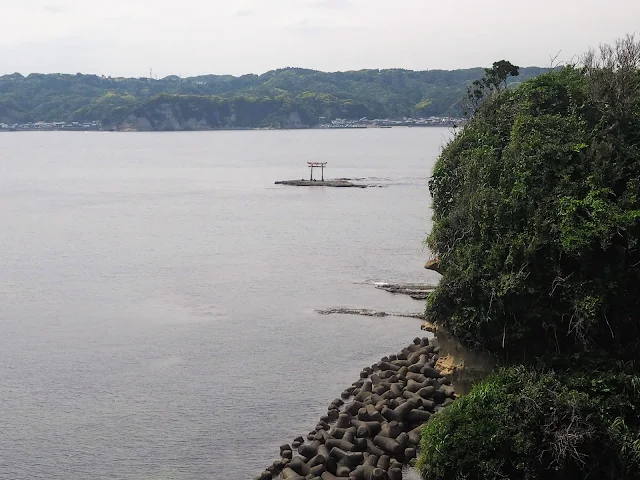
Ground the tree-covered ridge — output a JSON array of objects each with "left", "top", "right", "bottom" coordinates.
[
  {"left": 419, "top": 362, "right": 640, "bottom": 480},
  {"left": 0, "top": 67, "right": 547, "bottom": 126},
  {"left": 418, "top": 35, "right": 640, "bottom": 480},
  {"left": 425, "top": 64, "right": 640, "bottom": 360}
]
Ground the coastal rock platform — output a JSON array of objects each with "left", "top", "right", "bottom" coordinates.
[
  {"left": 317, "top": 308, "right": 425, "bottom": 320},
  {"left": 255, "top": 336, "right": 454, "bottom": 480},
  {"left": 374, "top": 283, "right": 437, "bottom": 301},
  {"left": 275, "top": 180, "right": 366, "bottom": 188}
]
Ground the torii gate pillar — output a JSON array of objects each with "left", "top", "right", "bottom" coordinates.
[{"left": 308, "top": 162, "right": 327, "bottom": 181}]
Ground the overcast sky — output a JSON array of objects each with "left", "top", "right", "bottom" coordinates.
[{"left": 1, "top": 0, "right": 639, "bottom": 77}]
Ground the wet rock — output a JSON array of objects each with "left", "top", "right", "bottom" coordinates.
[
  {"left": 341, "top": 390, "right": 353, "bottom": 400},
  {"left": 317, "top": 307, "right": 424, "bottom": 319},
  {"left": 365, "top": 438, "right": 385, "bottom": 457},
  {"left": 373, "top": 435, "right": 402, "bottom": 455},
  {"left": 330, "top": 448, "right": 364, "bottom": 467},
  {"left": 350, "top": 464, "right": 376, "bottom": 480},
  {"left": 433, "top": 385, "right": 456, "bottom": 404},
  {"left": 408, "top": 425, "right": 423, "bottom": 445},
  {"left": 329, "top": 427, "right": 347, "bottom": 439},
  {"left": 379, "top": 421, "right": 401, "bottom": 439},
  {"left": 442, "top": 398, "right": 455, "bottom": 408},
  {"left": 336, "top": 413, "right": 352, "bottom": 429},
  {"left": 388, "top": 469, "right": 402, "bottom": 480},
  {"left": 396, "top": 432, "right": 409, "bottom": 450},
  {"left": 377, "top": 455, "right": 390, "bottom": 471},
  {"left": 281, "top": 467, "right": 306, "bottom": 480},
  {"left": 256, "top": 470, "right": 271, "bottom": 480},
  {"left": 378, "top": 361, "right": 400, "bottom": 372},
  {"left": 353, "top": 437, "right": 367, "bottom": 452},
  {"left": 352, "top": 420, "right": 381, "bottom": 438},
  {"left": 381, "top": 399, "right": 415, "bottom": 422},
  {"left": 422, "top": 366, "right": 441, "bottom": 379},
  {"left": 342, "top": 429, "right": 356, "bottom": 444},
  {"left": 320, "top": 473, "right": 343, "bottom": 480},
  {"left": 326, "top": 439, "right": 356, "bottom": 452},
  {"left": 281, "top": 444, "right": 292, "bottom": 455},
  {"left": 345, "top": 400, "right": 365, "bottom": 415},
  {"left": 335, "top": 462, "right": 351, "bottom": 477},
  {"left": 371, "top": 469, "right": 386, "bottom": 480},
  {"left": 290, "top": 456, "right": 311, "bottom": 476},
  {"left": 417, "top": 386, "right": 436, "bottom": 399},
  {"left": 407, "top": 409, "right": 431, "bottom": 423},
  {"left": 299, "top": 442, "right": 320, "bottom": 459},
  {"left": 375, "top": 282, "right": 437, "bottom": 300},
  {"left": 309, "top": 465, "right": 325, "bottom": 477},
  {"left": 327, "top": 409, "right": 340, "bottom": 421},
  {"left": 314, "top": 430, "right": 332, "bottom": 442}
]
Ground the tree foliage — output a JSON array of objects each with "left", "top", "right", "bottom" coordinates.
[
  {"left": 420, "top": 36, "right": 640, "bottom": 480},
  {"left": 425, "top": 53, "right": 640, "bottom": 360},
  {"left": 418, "top": 363, "right": 640, "bottom": 480},
  {"left": 464, "top": 60, "right": 520, "bottom": 115}
]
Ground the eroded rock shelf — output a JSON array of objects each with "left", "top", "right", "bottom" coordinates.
[{"left": 275, "top": 180, "right": 366, "bottom": 188}]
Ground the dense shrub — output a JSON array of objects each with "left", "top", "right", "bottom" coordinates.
[
  {"left": 418, "top": 364, "right": 640, "bottom": 480},
  {"left": 425, "top": 64, "right": 640, "bottom": 360},
  {"left": 420, "top": 37, "right": 640, "bottom": 480}
]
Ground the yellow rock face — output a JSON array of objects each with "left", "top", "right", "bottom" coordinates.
[{"left": 424, "top": 258, "right": 441, "bottom": 273}]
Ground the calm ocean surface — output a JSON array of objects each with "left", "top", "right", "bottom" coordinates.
[{"left": 0, "top": 128, "right": 449, "bottom": 480}]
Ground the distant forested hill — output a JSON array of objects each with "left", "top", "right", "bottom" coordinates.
[{"left": 0, "top": 67, "right": 547, "bottom": 129}]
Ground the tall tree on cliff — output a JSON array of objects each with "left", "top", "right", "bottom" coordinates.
[{"left": 464, "top": 60, "right": 520, "bottom": 115}]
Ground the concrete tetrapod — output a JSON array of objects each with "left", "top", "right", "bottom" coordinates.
[{"left": 255, "top": 337, "right": 455, "bottom": 480}]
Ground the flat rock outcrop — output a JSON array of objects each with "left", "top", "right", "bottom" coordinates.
[
  {"left": 317, "top": 308, "right": 425, "bottom": 320},
  {"left": 375, "top": 283, "right": 437, "bottom": 301},
  {"left": 275, "top": 180, "right": 366, "bottom": 188}
]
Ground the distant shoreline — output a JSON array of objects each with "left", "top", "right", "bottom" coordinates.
[{"left": 0, "top": 124, "right": 458, "bottom": 133}]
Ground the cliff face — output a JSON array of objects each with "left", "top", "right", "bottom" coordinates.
[
  {"left": 121, "top": 104, "right": 212, "bottom": 131},
  {"left": 422, "top": 321, "right": 496, "bottom": 394},
  {"left": 120, "top": 97, "right": 230, "bottom": 131},
  {"left": 117, "top": 95, "right": 310, "bottom": 131}
]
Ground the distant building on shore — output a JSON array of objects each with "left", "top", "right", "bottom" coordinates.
[{"left": 0, "top": 121, "right": 102, "bottom": 132}]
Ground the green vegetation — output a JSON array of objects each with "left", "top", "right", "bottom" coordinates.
[
  {"left": 0, "top": 67, "right": 547, "bottom": 127},
  {"left": 464, "top": 60, "right": 521, "bottom": 115},
  {"left": 419, "top": 35, "right": 640, "bottom": 479},
  {"left": 418, "top": 363, "right": 640, "bottom": 480},
  {"left": 425, "top": 61, "right": 640, "bottom": 361}
]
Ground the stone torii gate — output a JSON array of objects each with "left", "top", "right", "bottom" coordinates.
[{"left": 307, "top": 162, "right": 327, "bottom": 181}]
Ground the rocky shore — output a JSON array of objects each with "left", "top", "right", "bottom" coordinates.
[
  {"left": 316, "top": 308, "right": 425, "bottom": 320},
  {"left": 275, "top": 180, "right": 366, "bottom": 188},
  {"left": 374, "top": 283, "right": 436, "bottom": 301},
  {"left": 255, "top": 336, "right": 453, "bottom": 480}
]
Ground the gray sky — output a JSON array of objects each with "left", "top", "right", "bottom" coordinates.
[{"left": 1, "top": 0, "right": 639, "bottom": 77}]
